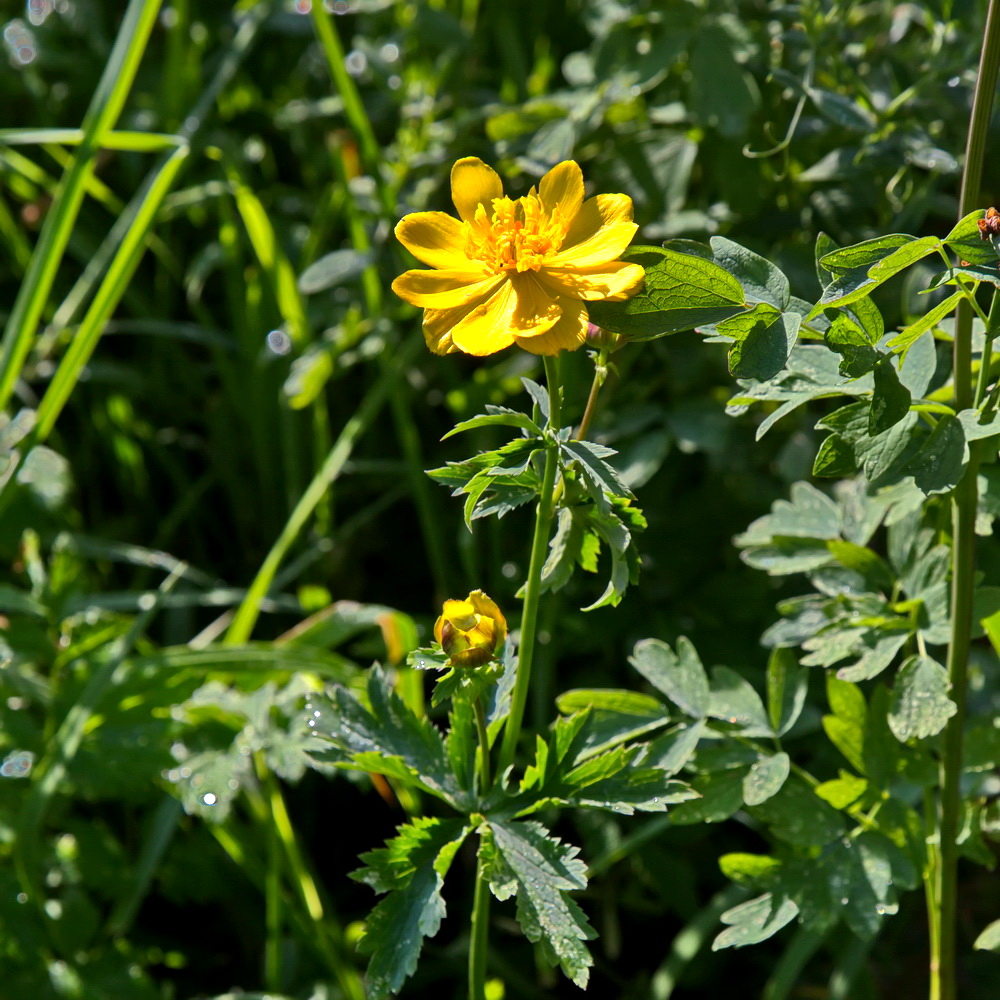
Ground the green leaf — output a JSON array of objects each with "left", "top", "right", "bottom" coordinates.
[
  {"left": 708, "top": 666, "right": 773, "bottom": 736},
  {"left": 689, "top": 27, "right": 758, "bottom": 138},
  {"left": 442, "top": 407, "right": 542, "bottom": 439},
  {"left": 629, "top": 636, "right": 709, "bottom": 718},
  {"left": 766, "top": 646, "right": 808, "bottom": 736},
  {"left": 485, "top": 819, "right": 594, "bottom": 988},
  {"left": 588, "top": 245, "right": 746, "bottom": 339},
  {"left": 554, "top": 689, "right": 667, "bottom": 757},
  {"left": 719, "top": 853, "right": 782, "bottom": 888},
  {"left": 712, "top": 893, "right": 798, "bottom": 950},
  {"left": 869, "top": 358, "right": 911, "bottom": 434},
  {"left": 886, "top": 290, "right": 963, "bottom": 353},
  {"left": 973, "top": 918, "right": 1000, "bottom": 952},
  {"left": 888, "top": 655, "right": 957, "bottom": 741},
  {"left": 669, "top": 767, "right": 745, "bottom": 825},
  {"left": 735, "top": 481, "right": 841, "bottom": 544},
  {"left": 815, "top": 771, "right": 868, "bottom": 809},
  {"left": 709, "top": 236, "right": 790, "bottom": 308},
  {"left": 641, "top": 720, "right": 706, "bottom": 775},
  {"left": 354, "top": 818, "right": 470, "bottom": 999},
  {"left": 818, "top": 234, "right": 914, "bottom": 271},
  {"left": 958, "top": 407, "right": 1000, "bottom": 441},
  {"left": 561, "top": 439, "right": 632, "bottom": 499},
  {"left": 813, "top": 235, "right": 939, "bottom": 312},
  {"left": 307, "top": 667, "right": 466, "bottom": 807},
  {"left": 943, "top": 208, "right": 999, "bottom": 266},
  {"left": 749, "top": 777, "right": 846, "bottom": 846},
  {"left": 824, "top": 313, "right": 880, "bottom": 377},
  {"left": 742, "top": 752, "right": 790, "bottom": 806},
  {"left": 721, "top": 303, "right": 800, "bottom": 380},
  {"left": 906, "top": 414, "right": 968, "bottom": 495},
  {"left": 297, "top": 248, "right": 372, "bottom": 294}
]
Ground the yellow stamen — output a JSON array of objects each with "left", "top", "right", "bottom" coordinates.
[{"left": 464, "top": 193, "right": 566, "bottom": 274}]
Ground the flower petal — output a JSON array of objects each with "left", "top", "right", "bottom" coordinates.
[
  {"left": 448, "top": 282, "right": 518, "bottom": 356},
  {"left": 392, "top": 268, "right": 505, "bottom": 308},
  {"left": 422, "top": 305, "right": 473, "bottom": 354},
  {"left": 514, "top": 298, "right": 589, "bottom": 355},
  {"left": 538, "top": 160, "right": 584, "bottom": 225},
  {"left": 451, "top": 157, "right": 504, "bottom": 223},
  {"left": 509, "top": 272, "right": 562, "bottom": 335},
  {"left": 395, "top": 211, "right": 479, "bottom": 269},
  {"left": 538, "top": 261, "right": 645, "bottom": 301},
  {"left": 549, "top": 193, "right": 637, "bottom": 266}
]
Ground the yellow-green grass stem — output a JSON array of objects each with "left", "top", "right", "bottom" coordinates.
[
  {"left": 497, "top": 354, "right": 562, "bottom": 776},
  {"left": 0, "top": 0, "right": 163, "bottom": 412}
]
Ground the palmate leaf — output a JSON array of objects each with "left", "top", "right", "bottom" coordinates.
[
  {"left": 629, "top": 636, "right": 710, "bottom": 719},
  {"left": 352, "top": 817, "right": 471, "bottom": 999},
  {"left": 712, "top": 892, "right": 799, "bottom": 950},
  {"left": 481, "top": 818, "right": 595, "bottom": 988}
]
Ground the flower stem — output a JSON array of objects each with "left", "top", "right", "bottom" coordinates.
[
  {"left": 473, "top": 695, "right": 492, "bottom": 793},
  {"left": 933, "top": 6, "right": 1000, "bottom": 998},
  {"left": 468, "top": 854, "right": 490, "bottom": 1000},
  {"left": 497, "top": 354, "right": 562, "bottom": 776}
]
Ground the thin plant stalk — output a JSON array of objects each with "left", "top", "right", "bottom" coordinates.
[
  {"left": 934, "top": 4, "right": 1000, "bottom": 997},
  {"left": 468, "top": 855, "right": 491, "bottom": 1000},
  {"left": 497, "top": 354, "right": 562, "bottom": 775}
]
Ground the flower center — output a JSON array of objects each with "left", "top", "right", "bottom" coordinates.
[{"left": 465, "top": 193, "right": 566, "bottom": 274}]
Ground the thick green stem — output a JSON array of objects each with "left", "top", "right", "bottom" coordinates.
[
  {"left": 933, "top": 6, "right": 1000, "bottom": 997},
  {"left": 468, "top": 855, "right": 491, "bottom": 1000},
  {"left": 497, "top": 355, "right": 562, "bottom": 776}
]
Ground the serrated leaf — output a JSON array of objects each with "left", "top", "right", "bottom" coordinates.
[
  {"left": 486, "top": 819, "right": 594, "bottom": 988},
  {"left": 356, "top": 818, "right": 470, "bottom": 999},
  {"left": 521, "top": 378, "right": 550, "bottom": 422},
  {"left": 712, "top": 893, "right": 798, "bottom": 950},
  {"left": 442, "top": 409, "right": 541, "bottom": 439},
  {"left": 308, "top": 667, "right": 465, "bottom": 807},
  {"left": 588, "top": 245, "right": 746, "bottom": 338},
  {"left": 629, "top": 636, "right": 709, "bottom": 718},
  {"left": 742, "top": 753, "right": 790, "bottom": 806},
  {"left": 888, "top": 655, "right": 957, "bottom": 741},
  {"left": 561, "top": 439, "right": 631, "bottom": 498}
]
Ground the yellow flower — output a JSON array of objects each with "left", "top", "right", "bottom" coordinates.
[
  {"left": 392, "top": 157, "right": 645, "bottom": 356},
  {"left": 433, "top": 589, "right": 507, "bottom": 667}
]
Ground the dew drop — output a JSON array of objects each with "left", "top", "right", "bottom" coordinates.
[
  {"left": 15, "top": 892, "right": 27, "bottom": 904},
  {"left": 201, "top": 792, "right": 218, "bottom": 806},
  {"left": 840, "top": 897, "right": 849, "bottom": 905},
  {"left": 876, "top": 904, "right": 887, "bottom": 915}
]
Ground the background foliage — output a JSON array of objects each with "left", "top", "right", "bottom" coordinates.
[{"left": 0, "top": 0, "right": 997, "bottom": 998}]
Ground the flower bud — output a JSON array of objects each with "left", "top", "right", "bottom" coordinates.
[
  {"left": 585, "top": 322, "right": 622, "bottom": 352},
  {"left": 433, "top": 590, "right": 507, "bottom": 667}
]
